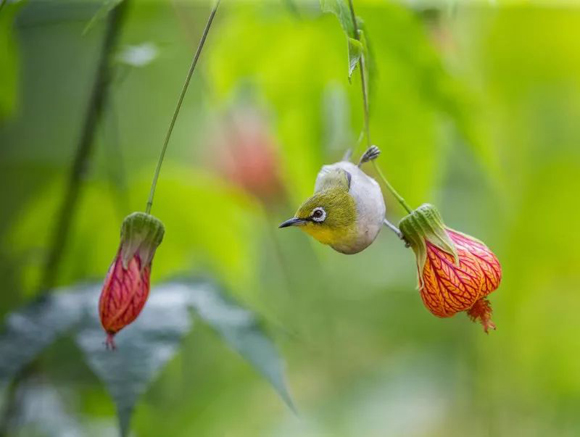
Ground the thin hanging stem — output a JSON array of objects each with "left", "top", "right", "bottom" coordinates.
[
  {"left": 347, "top": 0, "right": 370, "bottom": 149},
  {"left": 347, "top": 0, "right": 413, "bottom": 214},
  {"left": 145, "top": 0, "right": 221, "bottom": 214},
  {"left": 372, "top": 160, "right": 412, "bottom": 213}
]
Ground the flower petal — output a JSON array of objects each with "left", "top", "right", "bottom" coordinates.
[
  {"left": 467, "top": 297, "right": 496, "bottom": 333},
  {"left": 99, "top": 250, "right": 150, "bottom": 336},
  {"left": 448, "top": 230, "right": 502, "bottom": 295},
  {"left": 421, "top": 241, "right": 484, "bottom": 317}
]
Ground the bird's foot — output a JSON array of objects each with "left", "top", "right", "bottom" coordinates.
[
  {"left": 358, "top": 145, "right": 381, "bottom": 167},
  {"left": 383, "top": 218, "right": 405, "bottom": 241}
]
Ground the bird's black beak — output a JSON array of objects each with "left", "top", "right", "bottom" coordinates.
[{"left": 279, "top": 217, "right": 306, "bottom": 228}]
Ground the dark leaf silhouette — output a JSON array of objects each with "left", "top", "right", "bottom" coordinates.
[
  {"left": 0, "top": 281, "right": 293, "bottom": 435},
  {"left": 183, "top": 281, "right": 294, "bottom": 411},
  {"left": 0, "top": 291, "right": 84, "bottom": 381},
  {"left": 75, "top": 284, "right": 193, "bottom": 437}
]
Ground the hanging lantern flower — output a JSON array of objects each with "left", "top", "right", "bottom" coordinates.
[
  {"left": 98, "top": 212, "right": 165, "bottom": 349},
  {"left": 95, "top": 0, "right": 219, "bottom": 349},
  {"left": 399, "top": 204, "right": 502, "bottom": 332}
]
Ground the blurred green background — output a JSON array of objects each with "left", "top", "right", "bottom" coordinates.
[{"left": 1, "top": 0, "right": 580, "bottom": 435}]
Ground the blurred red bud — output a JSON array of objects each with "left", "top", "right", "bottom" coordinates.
[{"left": 212, "top": 108, "right": 283, "bottom": 202}]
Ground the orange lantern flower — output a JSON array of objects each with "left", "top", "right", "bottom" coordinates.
[
  {"left": 399, "top": 204, "right": 502, "bottom": 332},
  {"left": 99, "top": 212, "right": 164, "bottom": 349}
]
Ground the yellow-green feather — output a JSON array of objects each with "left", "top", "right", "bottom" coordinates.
[{"left": 295, "top": 187, "right": 358, "bottom": 249}]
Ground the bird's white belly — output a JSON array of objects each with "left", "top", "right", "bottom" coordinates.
[{"left": 316, "top": 161, "right": 386, "bottom": 253}]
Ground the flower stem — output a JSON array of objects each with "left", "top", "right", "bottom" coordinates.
[
  {"left": 0, "top": 4, "right": 128, "bottom": 434},
  {"left": 145, "top": 0, "right": 221, "bottom": 214},
  {"left": 347, "top": 0, "right": 370, "bottom": 149},
  {"left": 346, "top": 0, "right": 413, "bottom": 215},
  {"left": 371, "top": 161, "right": 412, "bottom": 213}
]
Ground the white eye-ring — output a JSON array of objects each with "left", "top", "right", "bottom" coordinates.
[{"left": 311, "top": 207, "right": 326, "bottom": 223}]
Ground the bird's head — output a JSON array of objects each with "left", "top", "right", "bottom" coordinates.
[{"left": 279, "top": 186, "right": 358, "bottom": 248}]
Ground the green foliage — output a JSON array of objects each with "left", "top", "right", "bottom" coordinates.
[
  {"left": 77, "top": 284, "right": 192, "bottom": 437},
  {"left": 0, "top": 280, "right": 293, "bottom": 435},
  {"left": 320, "top": 1, "right": 366, "bottom": 83},
  {"left": 320, "top": 0, "right": 355, "bottom": 37},
  {"left": 347, "top": 37, "right": 363, "bottom": 80},
  {"left": 0, "top": 291, "right": 84, "bottom": 380},
  {"left": 187, "top": 281, "right": 294, "bottom": 410},
  {"left": 2, "top": 1, "right": 580, "bottom": 435},
  {"left": 208, "top": 2, "right": 483, "bottom": 208},
  {"left": 0, "top": 1, "right": 20, "bottom": 119},
  {"left": 208, "top": 9, "right": 348, "bottom": 205},
  {"left": 8, "top": 169, "right": 262, "bottom": 299},
  {"left": 83, "top": 0, "right": 124, "bottom": 35}
]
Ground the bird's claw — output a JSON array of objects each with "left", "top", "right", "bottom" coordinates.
[{"left": 358, "top": 145, "right": 381, "bottom": 167}]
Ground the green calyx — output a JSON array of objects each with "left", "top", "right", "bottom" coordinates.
[
  {"left": 120, "top": 212, "right": 165, "bottom": 270},
  {"left": 398, "top": 204, "right": 458, "bottom": 273}
]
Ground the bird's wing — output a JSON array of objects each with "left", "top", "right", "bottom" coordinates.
[{"left": 314, "top": 167, "right": 351, "bottom": 192}]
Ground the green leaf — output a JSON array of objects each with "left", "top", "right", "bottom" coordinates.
[
  {"left": 320, "top": 0, "right": 354, "bottom": 38},
  {"left": 184, "top": 280, "right": 295, "bottom": 411},
  {"left": 0, "top": 291, "right": 85, "bottom": 381},
  {"left": 320, "top": 1, "right": 370, "bottom": 86},
  {"left": 0, "top": 285, "right": 187, "bottom": 435},
  {"left": 347, "top": 37, "right": 363, "bottom": 80},
  {"left": 83, "top": 0, "right": 123, "bottom": 35},
  {"left": 74, "top": 284, "right": 193, "bottom": 437},
  {"left": 2, "top": 379, "right": 83, "bottom": 436},
  {"left": 0, "top": 280, "right": 293, "bottom": 435}
]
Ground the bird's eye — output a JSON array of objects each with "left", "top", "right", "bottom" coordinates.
[{"left": 311, "top": 207, "right": 326, "bottom": 223}]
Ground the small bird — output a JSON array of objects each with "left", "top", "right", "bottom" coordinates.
[{"left": 280, "top": 146, "right": 399, "bottom": 254}]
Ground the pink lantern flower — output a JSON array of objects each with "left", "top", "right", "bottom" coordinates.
[{"left": 98, "top": 212, "right": 164, "bottom": 349}]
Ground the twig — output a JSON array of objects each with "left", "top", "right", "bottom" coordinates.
[
  {"left": 0, "top": 3, "right": 129, "bottom": 435},
  {"left": 39, "top": 0, "right": 129, "bottom": 291},
  {"left": 347, "top": 0, "right": 370, "bottom": 149}
]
